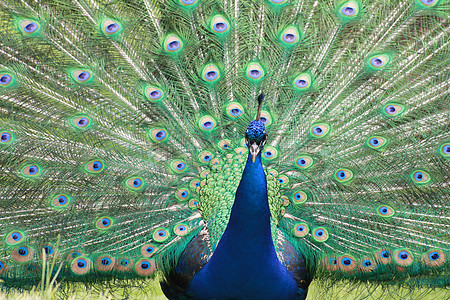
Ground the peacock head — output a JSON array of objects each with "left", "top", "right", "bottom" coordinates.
[{"left": 245, "top": 94, "right": 267, "bottom": 163}]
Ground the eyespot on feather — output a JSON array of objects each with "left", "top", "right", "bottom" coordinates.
[
  {"left": 149, "top": 128, "right": 169, "bottom": 142},
  {"left": 179, "top": 0, "right": 198, "bottom": 7},
  {"left": 258, "top": 111, "right": 273, "bottom": 127},
  {"left": 164, "top": 35, "right": 183, "bottom": 53},
  {"left": 0, "top": 73, "right": 14, "bottom": 87},
  {"left": 234, "top": 147, "right": 247, "bottom": 156},
  {"left": 375, "top": 249, "right": 392, "bottom": 264},
  {"left": 422, "top": 250, "right": 445, "bottom": 267},
  {"left": 0, "top": 260, "right": 8, "bottom": 275},
  {"left": 393, "top": 249, "right": 414, "bottom": 266},
  {"left": 293, "top": 73, "right": 312, "bottom": 91},
  {"left": 280, "top": 195, "right": 290, "bottom": 206},
  {"left": 226, "top": 102, "right": 244, "bottom": 118},
  {"left": 383, "top": 103, "right": 405, "bottom": 117},
  {"left": 51, "top": 194, "right": 71, "bottom": 209},
  {"left": 12, "top": 246, "right": 34, "bottom": 262},
  {"left": 310, "top": 123, "right": 330, "bottom": 138},
  {"left": 102, "top": 19, "right": 122, "bottom": 36},
  {"left": 323, "top": 255, "right": 339, "bottom": 271},
  {"left": 71, "top": 257, "right": 91, "bottom": 275},
  {"left": 210, "top": 15, "right": 230, "bottom": 34},
  {"left": 39, "top": 244, "right": 58, "bottom": 260},
  {"left": 175, "top": 188, "right": 190, "bottom": 201},
  {"left": 72, "top": 116, "right": 92, "bottom": 129},
  {"left": 334, "top": 168, "right": 354, "bottom": 183},
  {"left": 294, "top": 222, "right": 309, "bottom": 237},
  {"left": 268, "top": 0, "right": 287, "bottom": 5},
  {"left": 145, "top": 86, "right": 165, "bottom": 102},
  {"left": 141, "top": 244, "right": 158, "bottom": 258},
  {"left": 96, "top": 255, "right": 115, "bottom": 272},
  {"left": 295, "top": 155, "right": 314, "bottom": 169},
  {"left": 96, "top": 217, "right": 113, "bottom": 230},
  {"left": 115, "top": 257, "right": 133, "bottom": 271},
  {"left": 312, "top": 227, "right": 329, "bottom": 242},
  {"left": 411, "top": 170, "right": 431, "bottom": 184},
  {"left": 280, "top": 26, "right": 300, "bottom": 45},
  {"left": 218, "top": 139, "right": 231, "bottom": 150},
  {"left": 21, "top": 164, "right": 42, "bottom": 178},
  {"left": 267, "top": 169, "right": 279, "bottom": 177},
  {"left": 368, "top": 54, "right": 391, "bottom": 69},
  {"left": 416, "top": 0, "right": 439, "bottom": 8},
  {"left": 338, "top": 1, "right": 360, "bottom": 18},
  {"left": 71, "top": 69, "right": 93, "bottom": 84},
  {"left": 189, "top": 199, "right": 199, "bottom": 209},
  {"left": 19, "top": 20, "right": 40, "bottom": 34},
  {"left": 170, "top": 160, "right": 188, "bottom": 174},
  {"left": 262, "top": 146, "right": 278, "bottom": 161},
  {"left": 198, "top": 116, "right": 216, "bottom": 132},
  {"left": 439, "top": 143, "right": 450, "bottom": 158},
  {"left": 358, "top": 258, "right": 378, "bottom": 272},
  {"left": 377, "top": 205, "right": 395, "bottom": 217},
  {"left": 291, "top": 191, "right": 307, "bottom": 204},
  {"left": 85, "top": 160, "right": 105, "bottom": 173},
  {"left": 202, "top": 64, "right": 221, "bottom": 83},
  {"left": 338, "top": 255, "right": 357, "bottom": 272},
  {"left": 245, "top": 63, "right": 265, "bottom": 81},
  {"left": 6, "top": 231, "right": 25, "bottom": 245},
  {"left": 190, "top": 179, "right": 201, "bottom": 189},
  {"left": 135, "top": 259, "right": 156, "bottom": 276},
  {"left": 153, "top": 228, "right": 170, "bottom": 242},
  {"left": 124, "top": 176, "right": 145, "bottom": 191},
  {"left": 198, "top": 151, "right": 214, "bottom": 164},
  {"left": 367, "top": 136, "right": 388, "bottom": 149},
  {"left": 174, "top": 223, "right": 189, "bottom": 236},
  {"left": 277, "top": 175, "right": 289, "bottom": 187}
]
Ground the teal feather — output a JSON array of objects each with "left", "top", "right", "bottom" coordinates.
[{"left": 0, "top": 0, "right": 449, "bottom": 298}]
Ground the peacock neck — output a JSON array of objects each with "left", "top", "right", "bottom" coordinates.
[
  {"left": 225, "top": 151, "right": 272, "bottom": 244},
  {"left": 187, "top": 151, "right": 299, "bottom": 299}
]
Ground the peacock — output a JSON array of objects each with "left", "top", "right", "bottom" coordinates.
[{"left": 0, "top": 0, "right": 449, "bottom": 299}]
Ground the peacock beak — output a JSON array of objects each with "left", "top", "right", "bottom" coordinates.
[{"left": 249, "top": 142, "right": 261, "bottom": 163}]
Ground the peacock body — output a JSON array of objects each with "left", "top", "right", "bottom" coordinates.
[{"left": 0, "top": 0, "right": 449, "bottom": 299}]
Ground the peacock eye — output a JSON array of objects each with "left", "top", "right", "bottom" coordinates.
[
  {"left": 121, "top": 259, "right": 129, "bottom": 266},
  {"left": 43, "top": 246, "right": 53, "bottom": 255},
  {"left": 125, "top": 176, "right": 145, "bottom": 190},
  {"left": 419, "top": 0, "right": 437, "bottom": 6},
  {"left": 153, "top": 228, "right": 170, "bottom": 242},
  {"left": 20, "top": 20, "right": 39, "bottom": 34},
  {"left": 296, "top": 155, "right": 313, "bottom": 169},
  {"left": 97, "top": 217, "right": 113, "bottom": 230},
  {"left": 245, "top": 63, "right": 264, "bottom": 81},
  {"left": 77, "top": 71, "right": 90, "bottom": 82},
  {"left": 164, "top": 35, "right": 183, "bottom": 53},
  {"left": 85, "top": 160, "right": 105, "bottom": 173},
  {"left": 176, "top": 188, "right": 190, "bottom": 201},
  {"left": 102, "top": 19, "right": 121, "bottom": 35},
  {"left": 0, "top": 74, "right": 12, "bottom": 86},
  {"left": 294, "top": 222, "right": 309, "bottom": 237},
  {"left": 211, "top": 15, "right": 230, "bottom": 34},
  {"left": 180, "top": 0, "right": 197, "bottom": 5},
  {"left": 101, "top": 257, "right": 112, "bottom": 266},
  {"left": 174, "top": 223, "right": 189, "bottom": 236},
  {"left": 411, "top": 170, "right": 430, "bottom": 184},
  {"left": 334, "top": 168, "right": 353, "bottom": 183}
]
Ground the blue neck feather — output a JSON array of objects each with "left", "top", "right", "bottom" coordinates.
[{"left": 188, "top": 152, "right": 299, "bottom": 299}]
